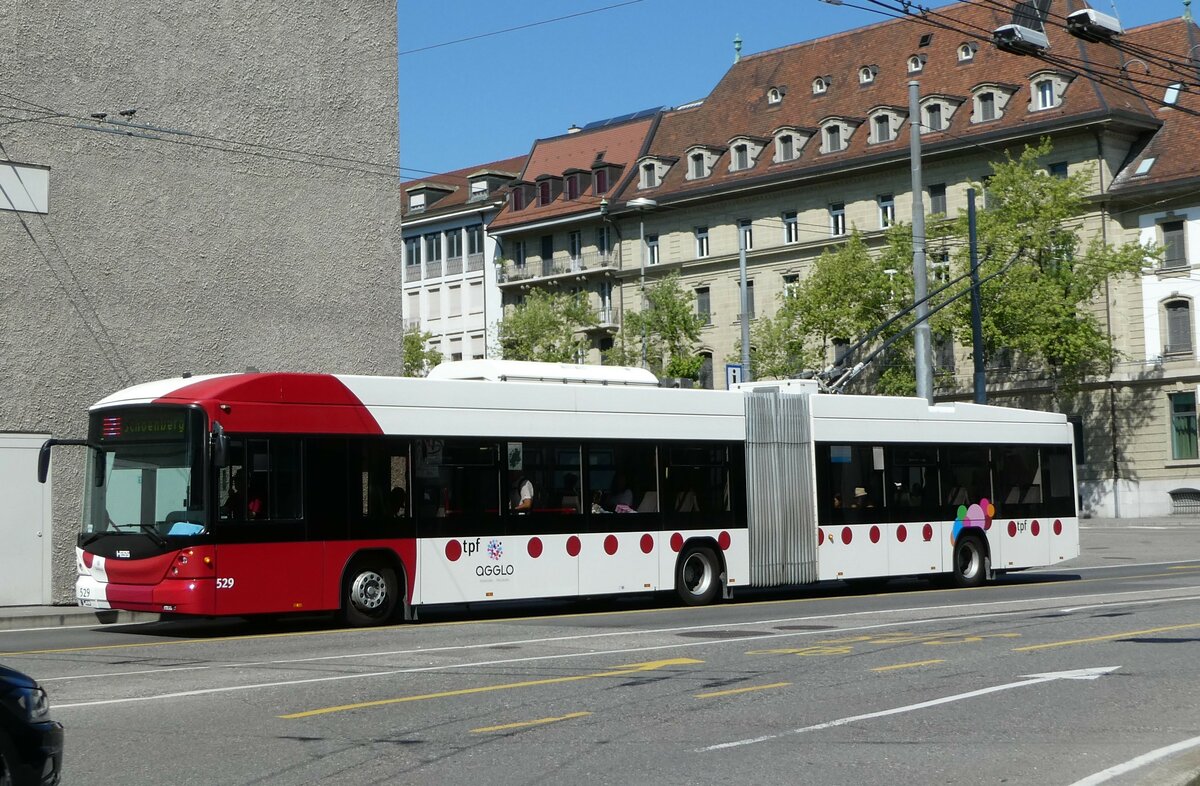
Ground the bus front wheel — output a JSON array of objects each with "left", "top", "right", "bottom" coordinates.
[
  {"left": 950, "top": 534, "right": 986, "bottom": 588},
  {"left": 342, "top": 560, "right": 398, "bottom": 626},
  {"left": 675, "top": 545, "right": 721, "bottom": 606}
]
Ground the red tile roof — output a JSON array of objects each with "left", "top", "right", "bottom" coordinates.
[
  {"left": 489, "top": 115, "right": 659, "bottom": 230},
  {"left": 401, "top": 154, "right": 526, "bottom": 220},
  {"left": 615, "top": 0, "right": 1157, "bottom": 205}
]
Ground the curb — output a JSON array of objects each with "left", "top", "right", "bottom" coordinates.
[{"left": 0, "top": 609, "right": 160, "bottom": 631}]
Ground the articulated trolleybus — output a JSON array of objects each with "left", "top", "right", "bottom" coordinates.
[{"left": 41, "top": 360, "right": 1079, "bottom": 626}]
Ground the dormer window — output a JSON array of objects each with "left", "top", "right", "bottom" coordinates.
[
  {"left": 726, "top": 137, "right": 765, "bottom": 172},
  {"left": 641, "top": 162, "right": 658, "bottom": 188},
  {"left": 767, "top": 86, "right": 784, "bottom": 105},
  {"left": 565, "top": 174, "right": 579, "bottom": 200},
  {"left": 733, "top": 144, "right": 749, "bottom": 170},
  {"left": 594, "top": 168, "right": 609, "bottom": 194},
  {"left": 468, "top": 180, "right": 488, "bottom": 201},
  {"left": 958, "top": 42, "right": 977, "bottom": 62},
  {"left": 859, "top": 66, "right": 876, "bottom": 85},
  {"left": 1029, "top": 71, "right": 1073, "bottom": 112},
  {"left": 813, "top": 76, "right": 829, "bottom": 95},
  {"left": 512, "top": 188, "right": 525, "bottom": 211},
  {"left": 409, "top": 193, "right": 426, "bottom": 212},
  {"left": 684, "top": 147, "right": 721, "bottom": 181},
  {"left": 538, "top": 181, "right": 552, "bottom": 206},
  {"left": 907, "top": 55, "right": 925, "bottom": 74},
  {"left": 690, "top": 152, "right": 706, "bottom": 179},
  {"left": 772, "top": 127, "right": 810, "bottom": 163},
  {"left": 820, "top": 120, "right": 853, "bottom": 154},
  {"left": 971, "top": 84, "right": 1015, "bottom": 124},
  {"left": 920, "top": 96, "right": 961, "bottom": 133},
  {"left": 925, "top": 103, "right": 943, "bottom": 132},
  {"left": 778, "top": 135, "right": 793, "bottom": 161},
  {"left": 637, "top": 157, "right": 675, "bottom": 189},
  {"left": 868, "top": 109, "right": 904, "bottom": 144}
]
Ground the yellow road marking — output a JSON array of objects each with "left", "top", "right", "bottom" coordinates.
[
  {"left": 1014, "top": 622, "right": 1200, "bottom": 652},
  {"left": 695, "top": 681, "right": 792, "bottom": 699},
  {"left": 471, "top": 711, "right": 591, "bottom": 733},
  {"left": 278, "top": 657, "right": 703, "bottom": 719},
  {"left": 745, "top": 645, "right": 852, "bottom": 656},
  {"left": 871, "top": 659, "right": 945, "bottom": 672},
  {"left": 1168, "top": 566, "right": 1200, "bottom": 571}
]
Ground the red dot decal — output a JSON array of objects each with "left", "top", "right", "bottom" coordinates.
[
  {"left": 718, "top": 531, "right": 731, "bottom": 550},
  {"left": 1008, "top": 521, "right": 1017, "bottom": 538},
  {"left": 818, "top": 529, "right": 825, "bottom": 545},
  {"left": 670, "top": 532, "right": 684, "bottom": 552},
  {"left": 567, "top": 535, "right": 581, "bottom": 557},
  {"left": 1031, "top": 520, "right": 1041, "bottom": 537},
  {"left": 527, "top": 537, "right": 543, "bottom": 558},
  {"left": 922, "top": 524, "right": 933, "bottom": 542},
  {"left": 604, "top": 534, "right": 619, "bottom": 555},
  {"left": 984, "top": 519, "right": 992, "bottom": 530},
  {"left": 897, "top": 525, "right": 907, "bottom": 543},
  {"left": 445, "top": 539, "right": 462, "bottom": 562},
  {"left": 1054, "top": 519, "right": 1063, "bottom": 535},
  {"left": 870, "top": 526, "right": 880, "bottom": 544},
  {"left": 842, "top": 527, "right": 853, "bottom": 545},
  {"left": 640, "top": 533, "right": 654, "bottom": 554}
]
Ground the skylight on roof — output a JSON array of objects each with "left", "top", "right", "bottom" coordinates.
[
  {"left": 1165, "top": 83, "right": 1182, "bottom": 105},
  {"left": 1135, "top": 157, "right": 1156, "bottom": 176},
  {"left": 919, "top": 33, "right": 933, "bottom": 47}
]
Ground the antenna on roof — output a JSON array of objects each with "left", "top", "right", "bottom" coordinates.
[{"left": 733, "top": 33, "right": 742, "bottom": 63}]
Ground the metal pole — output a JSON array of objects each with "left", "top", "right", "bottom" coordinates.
[
  {"left": 909, "top": 80, "right": 933, "bottom": 403},
  {"left": 738, "top": 223, "right": 752, "bottom": 382},
  {"left": 639, "top": 215, "right": 647, "bottom": 369},
  {"left": 968, "top": 188, "right": 986, "bottom": 404}
]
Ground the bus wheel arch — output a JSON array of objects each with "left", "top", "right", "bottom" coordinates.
[
  {"left": 949, "top": 531, "right": 989, "bottom": 588},
  {"left": 674, "top": 538, "right": 725, "bottom": 606},
  {"left": 340, "top": 549, "right": 408, "bottom": 626}
]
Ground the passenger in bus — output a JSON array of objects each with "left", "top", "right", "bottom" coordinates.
[
  {"left": 509, "top": 470, "right": 534, "bottom": 513},
  {"left": 608, "top": 473, "right": 633, "bottom": 509},
  {"left": 851, "top": 487, "right": 876, "bottom": 509},
  {"left": 562, "top": 473, "right": 580, "bottom": 510},
  {"left": 389, "top": 486, "right": 407, "bottom": 518},
  {"left": 591, "top": 490, "right": 608, "bottom": 513},
  {"left": 674, "top": 471, "right": 700, "bottom": 513}
]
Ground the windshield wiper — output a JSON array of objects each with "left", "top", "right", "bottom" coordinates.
[{"left": 107, "top": 523, "right": 169, "bottom": 547}]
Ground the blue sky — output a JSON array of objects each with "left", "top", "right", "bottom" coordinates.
[{"left": 398, "top": 0, "right": 1191, "bottom": 179}]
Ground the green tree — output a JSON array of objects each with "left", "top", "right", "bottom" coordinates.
[
  {"left": 606, "top": 273, "right": 706, "bottom": 378},
  {"left": 497, "top": 288, "right": 597, "bottom": 362},
  {"left": 400, "top": 329, "right": 443, "bottom": 377}
]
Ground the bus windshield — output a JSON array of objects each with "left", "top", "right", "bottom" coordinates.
[{"left": 82, "top": 407, "right": 207, "bottom": 538}]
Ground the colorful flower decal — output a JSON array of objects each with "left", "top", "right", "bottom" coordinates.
[
  {"left": 951, "top": 498, "right": 994, "bottom": 544},
  {"left": 487, "top": 538, "right": 504, "bottom": 561}
]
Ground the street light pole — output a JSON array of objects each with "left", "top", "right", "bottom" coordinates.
[
  {"left": 625, "top": 197, "right": 658, "bottom": 370},
  {"left": 738, "top": 222, "right": 752, "bottom": 382},
  {"left": 909, "top": 80, "right": 933, "bottom": 404}
]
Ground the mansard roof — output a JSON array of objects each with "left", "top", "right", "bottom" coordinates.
[{"left": 400, "top": 154, "right": 525, "bottom": 220}]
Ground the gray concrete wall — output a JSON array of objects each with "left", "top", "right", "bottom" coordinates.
[{"left": 1, "top": 1, "right": 401, "bottom": 602}]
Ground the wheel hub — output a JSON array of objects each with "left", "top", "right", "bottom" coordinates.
[{"left": 351, "top": 571, "right": 387, "bottom": 612}]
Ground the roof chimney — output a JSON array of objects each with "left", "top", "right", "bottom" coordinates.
[{"left": 734, "top": 33, "right": 742, "bottom": 63}]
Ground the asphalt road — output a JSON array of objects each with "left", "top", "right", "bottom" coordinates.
[{"left": 3, "top": 524, "right": 1200, "bottom": 786}]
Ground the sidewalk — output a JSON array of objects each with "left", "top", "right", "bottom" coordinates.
[{"left": 3, "top": 516, "right": 1199, "bottom": 632}]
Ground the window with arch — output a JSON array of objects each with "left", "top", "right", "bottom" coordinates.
[
  {"left": 1035, "top": 79, "right": 1056, "bottom": 110},
  {"left": 813, "top": 77, "right": 828, "bottom": 95},
  {"left": 767, "top": 87, "right": 783, "bottom": 104},
  {"left": 872, "top": 114, "right": 893, "bottom": 143},
  {"left": 1164, "top": 298, "right": 1194, "bottom": 355},
  {"left": 859, "top": 66, "right": 875, "bottom": 85},
  {"left": 958, "top": 43, "right": 976, "bottom": 62},
  {"left": 907, "top": 55, "right": 924, "bottom": 74},
  {"left": 824, "top": 123, "right": 844, "bottom": 153},
  {"left": 698, "top": 351, "right": 714, "bottom": 389}
]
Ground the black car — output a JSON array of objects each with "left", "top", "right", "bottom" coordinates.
[{"left": 0, "top": 665, "right": 62, "bottom": 786}]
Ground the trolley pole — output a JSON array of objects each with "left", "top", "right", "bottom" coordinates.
[
  {"left": 968, "top": 188, "right": 986, "bottom": 404},
  {"left": 909, "top": 81, "right": 933, "bottom": 404}
]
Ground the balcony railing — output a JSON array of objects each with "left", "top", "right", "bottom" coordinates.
[
  {"left": 426, "top": 259, "right": 442, "bottom": 278},
  {"left": 467, "top": 252, "right": 484, "bottom": 272},
  {"left": 498, "top": 251, "right": 616, "bottom": 284},
  {"left": 403, "top": 317, "right": 422, "bottom": 330},
  {"left": 446, "top": 255, "right": 463, "bottom": 276}
]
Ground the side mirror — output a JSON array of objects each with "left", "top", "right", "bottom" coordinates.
[
  {"left": 211, "top": 421, "right": 229, "bottom": 468},
  {"left": 37, "top": 438, "right": 92, "bottom": 484}
]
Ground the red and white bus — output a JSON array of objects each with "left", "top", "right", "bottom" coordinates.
[{"left": 40, "top": 360, "right": 1079, "bottom": 626}]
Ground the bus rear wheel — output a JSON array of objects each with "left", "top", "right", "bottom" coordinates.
[
  {"left": 675, "top": 545, "right": 721, "bottom": 606},
  {"left": 950, "top": 534, "right": 986, "bottom": 588},
  {"left": 342, "top": 560, "right": 398, "bottom": 626}
]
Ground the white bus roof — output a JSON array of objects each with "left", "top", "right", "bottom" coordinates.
[{"left": 426, "top": 360, "right": 660, "bottom": 387}]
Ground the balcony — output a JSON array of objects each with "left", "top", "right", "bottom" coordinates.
[
  {"left": 426, "top": 259, "right": 442, "bottom": 278},
  {"left": 446, "top": 255, "right": 463, "bottom": 276},
  {"left": 498, "top": 250, "right": 617, "bottom": 285},
  {"left": 403, "top": 317, "right": 422, "bottom": 331},
  {"left": 467, "top": 252, "right": 485, "bottom": 272}
]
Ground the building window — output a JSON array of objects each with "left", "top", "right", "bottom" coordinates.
[
  {"left": 879, "top": 194, "right": 895, "bottom": 228},
  {"left": 696, "top": 287, "right": 711, "bottom": 325},
  {"left": 691, "top": 152, "right": 706, "bottom": 179},
  {"left": 641, "top": 163, "right": 658, "bottom": 188},
  {"left": 830, "top": 202, "right": 846, "bottom": 236},
  {"left": 767, "top": 87, "right": 783, "bottom": 105},
  {"left": 539, "top": 181, "right": 552, "bottom": 205},
  {"left": 739, "top": 219, "right": 753, "bottom": 251},
  {"left": 566, "top": 175, "right": 579, "bottom": 200},
  {"left": 958, "top": 42, "right": 975, "bottom": 62},
  {"left": 783, "top": 273, "right": 800, "bottom": 298},
  {"left": 1048, "top": 161, "right": 1069, "bottom": 178},
  {"left": 1035, "top": 79, "right": 1056, "bottom": 110},
  {"left": 873, "top": 114, "right": 892, "bottom": 143},
  {"left": 448, "top": 284, "right": 462, "bottom": 318},
  {"left": 934, "top": 333, "right": 955, "bottom": 371},
  {"left": 568, "top": 230, "right": 582, "bottom": 263},
  {"left": 907, "top": 55, "right": 924, "bottom": 73},
  {"left": 783, "top": 211, "right": 799, "bottom": 243},
  {"left": 405, "top": 237, "right": 420, "bottom": 268},
  {"left": 739, "top": 280, "right": 755, "bottom": 320},
  {"left": 825, "top": 124, "right": 842, "bottom": 152},
  {"left": 424, "top": 233, "right": 442, "bottom": 262},
  {"left": 446, "top": 229, "right": 462, "bottom": 259},
  {"left": 646, "top": 233, "right": 659, "bottom": 265},
  {"left": 929, "top": 183, "right": 947, "bottom": 216},
  {"left": 540, "top": 234, "right": 554, "bottom": 265},
  {"left": 699, "top": 352, "right": 714, "bottom": 389},
  {"left": 695, "top": 226, "right": 709, "bottom": 258},
  {"left": 1163, "top": 220, "right": 1187, "bottom": 269},
  {"left": 925, "top": 103, "right": 943, "bottom": 132},
  {"left": 467, "top": 224, "right": 484, "bottom": 256},
  {"left": 813, "top": 77, "right": 828, "bottom": 95},
  {"left": 595, "top": 169, "right": 609, "bottom": 194},
  {"left": 733, "top": 144, "right": 750, "bottom": 170},
  {"left": 427, "top": 288, "right": 441, "bottom": 320},
  {"left": 1170, "top": 391, "right": 1198, "bottom": 460},
  {"left": 1165, "top": 299, "right": 1193, "bottom": 355},
  {"left": 859, "top": 66, "right": 875, "bottom": 85},
  {"left": 469, "top": 180, "right": 488, "bottom": 201},
  {"left": 978, "top": 91, "right": 996, "bottom": 122},
  {"left": 513, "top": 240, "right": 526, "bottom": 268},
  {"left": 778, "top": 134, "right": 795, "bottom": 162},
  {"left": 409, "top": 193, "right": 426, "bottom": 212},
  {"left": 596, "top": 226, "right": 610, "bottom": 257},
  {"left": 512, "top": 188, "right": 525, "bottom": 211}
]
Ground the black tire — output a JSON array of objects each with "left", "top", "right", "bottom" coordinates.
[
  {"left": 950, "top": 533, "right": 987, "bottom": 588},
  {"left": 675, "top": 545, "right": 722, "bottom": 606},
  {"left": 341, "top": 560, "right": 399, "bottom": 626},
  {"left": 0, "top": 730, "right": 16, "bottom": 786}
]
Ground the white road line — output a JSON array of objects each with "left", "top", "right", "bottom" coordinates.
[
  {"left": 1068, "top": 734, "right": 1200, "bottom": 786},
  {"left": 699, "top": 667, "right": 1120, "bottom": 752},
  {"left": 35, "top": 585, "right": 1200, "bottom": 685},
  {"left": 0, "top": 621, "right": 156, "bottom": 635},
  {"left": 1059, "top": 594, "right": 1200, "bottom": 613}
]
